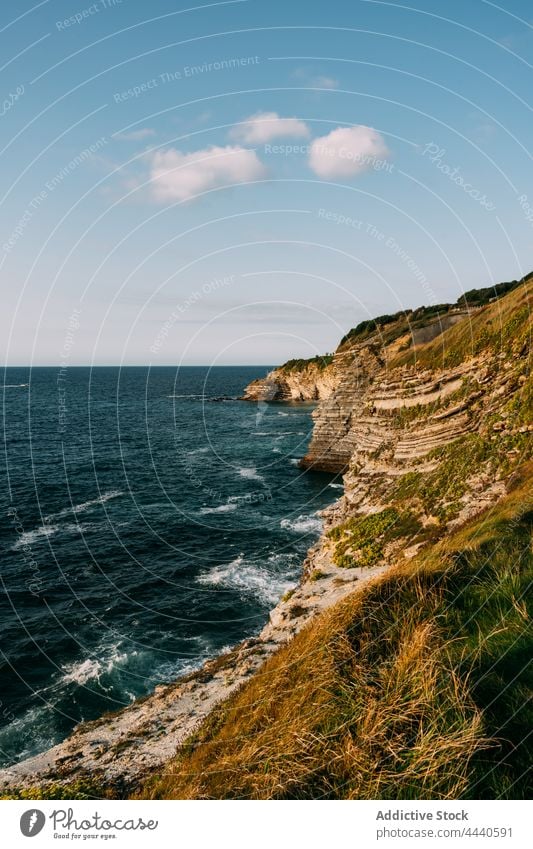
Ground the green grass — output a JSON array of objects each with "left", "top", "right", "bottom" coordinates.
[
  {"left": 391, "top": 282, "right": 531, "bottom": 370},
  {"left": 2, "top": 780, "right": 105, "bottom": 800},
  {"left": 279, "top": 354, "right": 334, "bottom": 373},
  {"left": 390, "top": 391, "right": 533, "bottom": 523},
  {"left": 327, "top": 507, "right": 422, "bottom": 567}
]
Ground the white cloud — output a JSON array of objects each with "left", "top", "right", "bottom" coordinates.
[
  {"left": 230, "top": 111, "right": 310, "bottom": 144},
  {"left": 291, "top": 68, "right": 340, "bottom": 89},
  {"left": 147, "top": 145, "right": 266, "bottom": 202},
  {"left": 115, "top": 128, "right": 156, "bottom": 141},
  {"left": 309, "top": 125, "right": 390, "bottom": 179},
  {"left": 312, "top": 75, "right": 339, "bottom": 89}
]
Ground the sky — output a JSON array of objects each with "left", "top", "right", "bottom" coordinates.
[{"left": 1, "top": 0, "right": 532, "bottom": 365}]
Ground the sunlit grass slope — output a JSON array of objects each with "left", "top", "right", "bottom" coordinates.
[{"left": 143, "top": 464, "right": 532, "bottom": 800}]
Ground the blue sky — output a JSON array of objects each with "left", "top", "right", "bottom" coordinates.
[{"left": 1, "top": 0, "right": 532, "bottom": 365}]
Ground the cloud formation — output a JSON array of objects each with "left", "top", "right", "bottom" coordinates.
[
  {"left": 309, "top": 125, "right": 390, "bottom": 179},
  {"left": 291, "top": 68, "right": 340, "bottom": 90},
  {"left": 312, "top": 75, "right": 339, "bottom": 90},
  {"left": 115, "top": 128, "right": 156, "bottom": 141},
  {"left": 148, "top": 145, "right": 266, "bottom": 202},
  {"left": 230, "top": 111, "right": 310, "bottom": 144}
]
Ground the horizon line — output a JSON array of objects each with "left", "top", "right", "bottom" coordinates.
[{"left": 2, "top": 363, "right": 278, "bottom": 368}]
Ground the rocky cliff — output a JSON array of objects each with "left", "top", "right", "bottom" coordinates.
[
  {"left": 241, "top": 355, "right": 339, "bottom": 401},
  {"left": 148, "top": 277, "right": 531, "bottom": 800}
]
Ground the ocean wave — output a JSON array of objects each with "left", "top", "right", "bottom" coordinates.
[
  {"left": 238, "top": 467, "right": 264, "bottom": 482},
  {"left": 12, "top": 524, "right": 59, "bottom": 549},
  {"left": 280, "top": 513, "right": 322, "bottom": 534},
  {"left": 2, "top": 383, "right": 29, "bottom": 388},
  {"left": 60, "top": 644, "right": 131, "bottom": 686},
  {"left": 199, "top": 503, "right": 238, "bottom": 515},
  {"left": 12, "top": 521, "right": 103, "bottom": 550},
  {"left": 329, "top": 483, "right": 344, "bottom": 490},
  {"left": 274, "top": 431, "right": 306, "bottom": 440},
  {"left": 289, "top": 458, "right": 301, "bottom": 466},
  {"left": 197, "top": 555, "right": 293, "bottom": 605},
  {"left": 45, "top": 490, "right": 123, "bottom": 521},
  {"left": 0, "top": 704, "right": 58, "bottom": 766}
]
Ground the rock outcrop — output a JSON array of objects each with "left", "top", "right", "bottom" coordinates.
[{"left": 241, "top": 357, "right": 340, "bottom": 402}]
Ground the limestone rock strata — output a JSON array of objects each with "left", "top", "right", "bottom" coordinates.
[{"left": 300, "top": 354, "right": 475, "bottom": 473}]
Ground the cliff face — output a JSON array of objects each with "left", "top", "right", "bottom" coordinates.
[
  {"left": 300, "top": 282, "right": 531, "bottom": 533},
  {"left": 241, "top": 357, "right": 340, "bottom": 401},
  {"left": 300, "top": 311, "right": 473, "bottom": 473}
]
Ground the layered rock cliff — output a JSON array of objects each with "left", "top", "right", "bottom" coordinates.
[{"left": 241, "top": 355, "right": 339, "bottom": 401}]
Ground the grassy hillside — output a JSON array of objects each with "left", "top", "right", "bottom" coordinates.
[
  {"left": 391, "top": 278, "right": 531, "bottom": 369},
  {"left": 141, "top": 465, "right": 532, "bottom": 800},
  {"left": 339, "top": 272, "right": 531, "bottom": 352}
]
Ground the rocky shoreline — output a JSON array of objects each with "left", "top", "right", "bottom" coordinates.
[{"left": 0, "top": 499, "right": 386, "bottom": 796}]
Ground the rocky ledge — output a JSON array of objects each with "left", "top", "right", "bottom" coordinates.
[{"left": 241, "top": 356, "right": 340, "bottom": 402}]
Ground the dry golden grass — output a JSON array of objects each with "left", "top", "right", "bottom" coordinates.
[{"left": 390, "top": 279, "right": 532, "bottom": 369}]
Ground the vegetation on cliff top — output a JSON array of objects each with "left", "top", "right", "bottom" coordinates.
[
  {"left": 278, "top": 353, "right": 334, "bottom": 373},
  {"left": 339, "top": 302, "right": 452, "bottom": 348},
  {"left": 339, "top": 272, "right": 530, "bottom": 350},
  {"left": 270, "top": 272, "right": 530, "bottom": 374},
  {"left": 140, "top": 466, "right": 532, "bottom": 800}
]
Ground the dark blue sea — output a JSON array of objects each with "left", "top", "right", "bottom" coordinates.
[{"left": 0, "top": 367, "right": 340, "bottom": 767}]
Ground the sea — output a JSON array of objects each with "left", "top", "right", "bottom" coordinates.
[{"left": 0, "top": 366, "right": 341, "bottom": 767}]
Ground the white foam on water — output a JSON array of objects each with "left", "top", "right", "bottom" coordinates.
[
  {"left": 0, "top": 704, "right": 58, "bottom": 765},
  {"left": 329, "top": 482, "right": 344, "bottom": 489},
  {"left": 280, "top": 513, "right": 322, "bottom": 534},
  {"left": 274, "top": 431, "right": 305, "bottom": 440},
  {"left": 238, "top": 467, "right": 264, "bottom": 482},
  {"left": 12, "top": 524, "right": 59, "bottom": 549},
  {"left": 2, "top": 383, "right": 29, "bottom": 388},
  {"left": 12, "top": 521, "right": 104, "bottom": 550},
  {"left": 199, "top": 503, "right": 238, "bottom": 515},
  {"left": 45, "top": 490, "right": 123, "bottom": 521},
  {"left": 60, "top": 644, "right": 131, "bottom": 686}
]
